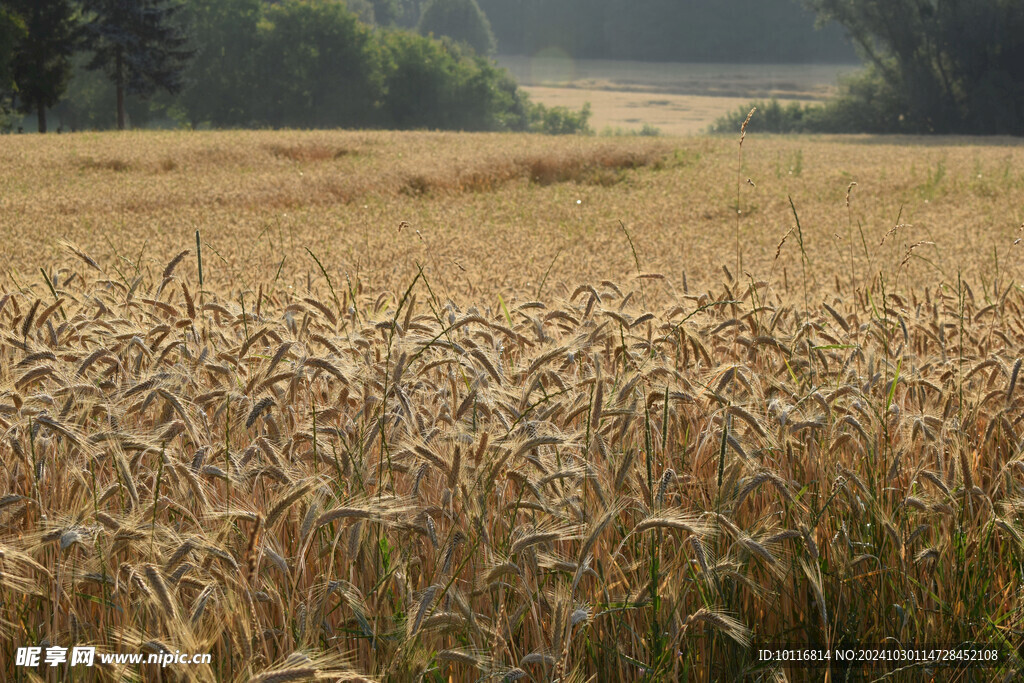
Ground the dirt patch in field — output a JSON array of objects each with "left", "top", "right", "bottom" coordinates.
[
  {"left": 79, "top": 156, "right": 133, "bottom": 172},
  {"left": 265, "top": 142, "right": 359, "bottom": 162},
  {"left": 400, "top": 146, "right": 668, "bottom": 196}
]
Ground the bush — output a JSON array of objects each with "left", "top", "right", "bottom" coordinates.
[
  {"left": 710, "top": 68, "right": 924, "bottom": 135},
  {"left": 600, "top": 123, "right": 661, "bottom": 137},
  {"left": 710, "top": 99, "right": 825, "bottom": 135},
  {"left": 380, "top": 32, "right": 526, "bottom": 131},
  {"left": 528, "top": 101, "right": 592, "bottom": 135}
]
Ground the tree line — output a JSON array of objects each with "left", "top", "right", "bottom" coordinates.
[
  {"left": 6, "top": 0, "right": 1019, "bottom": 135},
  {"left": 1, "top": 0, "right": 193, "bottom": 132},
  {"left": 475, "top": 0, "right": 855, "bottom": 63},
  {"left": 713, "top": 1, "right": 1024, "bottom": 136},
  {"left": 381, "top": 0, "right": 1024, "bottom": 136},
  {"left": 803, "top": 0, "right": 1024, "bottom": 135},
  {"left": 388, "top": 0, "right": 854, "bottom": 63},
  {"left": 0, "top": 0, "right": 588, "bottom": 133}
]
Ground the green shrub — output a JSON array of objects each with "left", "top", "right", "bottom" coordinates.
[
  {"left": 710, "top": 98, "right": 823, "bottom": 134},
  {"left": 710, "top": 68, "right": 924, "bottom": 135},
  {"left": 528, "top": 101, "right": 592, "bottom": 135},
  {"left": 600, "top": 123, "right": 661, "bottom": 137},
  {"left": 380, "top": 32, "right": 527, "bottom": 131}
]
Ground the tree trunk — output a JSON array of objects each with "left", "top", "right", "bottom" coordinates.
[
  {"left": 37, "top": 103, "right": 47, "bottom": 134},
  {"left": 116, "top": 50, "right": 126, "bottom": 130}
]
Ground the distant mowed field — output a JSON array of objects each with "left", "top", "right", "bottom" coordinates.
[
  {"left": 498, "top": 57, "right": 859, "bottom": 134},
  {"left": 2, "top": 130, "right": 1024, "bottom": 681}
]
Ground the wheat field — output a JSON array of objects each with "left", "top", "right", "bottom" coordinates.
[{"left": 2, "top": 130, "right": 1024, "bottom": 681}]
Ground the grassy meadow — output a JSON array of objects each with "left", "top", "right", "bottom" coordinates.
[{"left": 2, "top": 129, "right": 1024, "bottom": 681}]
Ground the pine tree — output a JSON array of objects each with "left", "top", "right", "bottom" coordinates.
[
  {"left": 82, "top": 0, "right": 192, "bottom": 129},
  {"left": 8, "top": 0, "right": 78, "bottom": 133}
]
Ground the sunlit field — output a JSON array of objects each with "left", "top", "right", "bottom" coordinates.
[
  {"left": 2, "top": 129, "right": 1024, "bottom": 681},
  {"left": 497, "top": 58, "right": 858, "bottom": 134}
]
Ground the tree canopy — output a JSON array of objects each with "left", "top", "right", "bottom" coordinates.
[
  {"left": 178, "top": 0, "right": 261, "bottom": 128},
  {"left": 82, "top": 0, "right": 192, "bottom": 129},
  {"left": 7, "top": 0, "right": 77, "bottom": 132},
  {"left": 0, "top": 8, "right": 23, "bottom": 92},
  {"left": 475, "top": 0, "right": 855, "bottom": 63},
  {"left": 0, "top": 0, "right": 877, "bottom": 133},
  {"left": 802, "top": 0, "right": 1024, "bottom": 134},
  {"left": 417, "top": 0, "right": 496, "bottom": 56},
  {"left": 33, "top": 0, "right": 587, "bottom": 133},
  {"left": 256, "top": 0, "right": 382, "bottom": 128}
]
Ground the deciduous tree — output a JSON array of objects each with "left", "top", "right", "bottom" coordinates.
[
  {"left": 0, "top": 8, "right": 25, "bottom": 97},
  {"left": 417, "top": 0, "right": 495, "bottom": 56},
  {"left": 255, "top": 0, "right": 382, "bottom": 128},
  {"left": 179, "top": 0, "right": 260, "bottom": 127},
  {"left": 803, "top": 0, "right": 1024, "bottom": 134}
]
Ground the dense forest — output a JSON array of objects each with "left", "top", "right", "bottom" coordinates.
[
  {"left": 475, "top": 0, "right": 856, "bottom": 63},
  {"left": 389, "top": 0, "right": 855, "bottom": 63}
]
